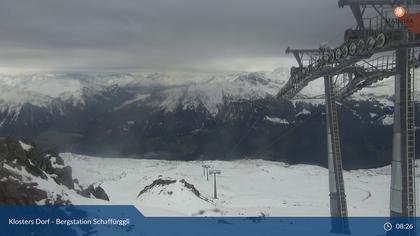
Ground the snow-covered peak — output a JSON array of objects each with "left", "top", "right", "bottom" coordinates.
[
  {"left": 1, "top": 68, "right": 407, "bottom": 122},
  {"left": 159, "top": 72, "right": 287, "bottom": 115},
  {"left": 0, "top": 74, "right": 83, "bottom": 98},
  {"left": 0, "top": 74, "right": 85, "bottom": 113}
]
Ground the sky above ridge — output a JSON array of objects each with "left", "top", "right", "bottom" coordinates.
[{"left": 0, "top": 0, "right": 353, "bottom": 73}]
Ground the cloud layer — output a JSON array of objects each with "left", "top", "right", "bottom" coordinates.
[{"left": 0, "top": 0, "right": 353, "bottom": 73}]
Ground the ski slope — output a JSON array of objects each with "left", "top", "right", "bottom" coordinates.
[{"left": 61, "top": 153, "right": 419, "bottom": 217}]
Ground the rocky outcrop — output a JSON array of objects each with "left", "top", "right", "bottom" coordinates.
[
  {"left": 137, "top": 178, "right": 177, "bottom": 198},
  {"left": 81, "top": 184, "right": 110, "bottom": 201},
  {"left": 0, "top": 137, "right": 74, "bottom": 186},
  {"left": 0, "top": 137, "right": 106, "bottom": 204},
  {"left": 0, "top": 167, "right": 48, "bottom": 204},
  {"left": 54, "top": 166, "right": 74, "bottom": 189},
  {"left": 179, "top": 179, "right": 200, "bottom": 198}
]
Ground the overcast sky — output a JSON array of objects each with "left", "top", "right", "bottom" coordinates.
[{"left": 0, "top": 0, "right": 354, "bottom": 73}]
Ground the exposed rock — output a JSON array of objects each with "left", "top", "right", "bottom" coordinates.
[
  {"left": 81, "top": 184, "right": 110, "bottom": 201},
  {"left": 137, "top": 178, "right": 176, "bottom": 198},
  {"left": 24, "top": 161, "right": 48, "bottom": 179},
  {"left": 180, "top": 179, "right": 201, "bottom": 197},
  {"left": 136, "top": 178, "right": 211, "bottom": 203},
  {"left": 54, "top": 166, "right": 74, "bottom": 189},
  {"left": 55, "top": 155, "right": 65, "bottom": 166},
  {"left": 0, "top": 177, "right": 48, "bottom": 204},
  {"left": 0, "top": 137, "right": 99, "bottom": 204}
]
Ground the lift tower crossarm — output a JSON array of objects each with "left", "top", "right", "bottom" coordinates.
[{"left": 285, "top": 47, "right": 322, "bottom": 68}]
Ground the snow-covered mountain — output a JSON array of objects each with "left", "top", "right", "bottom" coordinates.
[
  {"left": 0, "top": 70, "right": 292, "bottom": 137},
  {"left": 0, "top": 137, "right": 110, "bottom": 205},
  {"left": 0, "top": 74, "right": 84, "bottom": 110},
  {"left": 60, "top": 153, "right": 419, "bottom": 216},
  {"left": 0, "top": 68, "right": 401, "bottom": 118},
  {"left": 5, "top": 136, "right": 416, "bottom": 216},
  {"left": 0, "top": 70, "right": 414, "bottom": 168},
  {"left": 0, "top": 69, "right": 399, "bottom": 127},
  {"left": 0, "top": 70, "right": 289, "bottom": 120}
]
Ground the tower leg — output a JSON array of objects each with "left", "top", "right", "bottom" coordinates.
[
  {"left": 324, "top": 76, "right": 350, "bottom": 234},
  {"left": 214, "top": 174, "right": 217, "bottom": 199},
  {"left": 390, "top": 48, "right": 416, "bottom": 218}
]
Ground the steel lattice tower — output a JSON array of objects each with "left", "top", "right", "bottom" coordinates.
[
  {"left": 277, "top": 0, "right": 420, "bottom": 234},
  {"left": 324, "top": 75, "right": 350, "bottom": 233}
]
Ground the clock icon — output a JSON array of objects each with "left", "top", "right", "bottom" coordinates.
[{"left": 384, "top": 222, "right": 393, "bottom": 232}]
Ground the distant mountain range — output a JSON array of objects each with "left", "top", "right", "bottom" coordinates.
[{"left": 0, "top": 70, "right": 416, "bottom": 169}]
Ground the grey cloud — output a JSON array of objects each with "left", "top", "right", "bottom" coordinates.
[{"left": 0, "top": 0, "right": 354, "bottom": 73}]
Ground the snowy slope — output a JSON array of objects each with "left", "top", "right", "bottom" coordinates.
[
  {"left": 0, "top": 67, "right": 408, "bottom": 122},
  {"left": 2, "top": 161, "right": 102, "bottom": 205},
  {"left": 0, "top": 138, "right": 110, "bottom": 205},
  {"left": 160, "top": 72, "right": 286, "bottom": 115},
  {"left": 61, "top": 153, "right": 420, "bottom": 217},
  {"left": 0, "top": 74, "right": 85, "bottom": 111},
  {"left": 0, "top": 68, "right": 414, "bottom": 129},
  {"left": 0, "top": 70, "right": 288, "bottom": 121}
]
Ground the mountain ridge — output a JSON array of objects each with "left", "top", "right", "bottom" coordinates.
[{"left": 0, "top": 70, "right": 412, "bottom": 169}]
